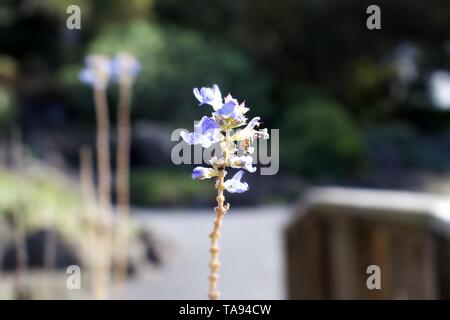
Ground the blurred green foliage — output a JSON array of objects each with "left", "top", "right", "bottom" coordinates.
[
  {"left": 130, "top": 168, "right": 215, "bottom": 207},
  {"left": 62, "top": 21, "right": 272, "bottom": 126},
  {"left": 0, "top": 87, "right": 14, "bottom": 130},
  {"left": 2, "top": 0, "right": 450, "bottom": 193},
  {"left": 38, "top": 0, "right": 152, "bottom": 21},
  {"left": 0, "top": 166, "right": 84, "bottom": 241},
  {"left": 282, "top": 98, "right": 364, "bottom": 178}
]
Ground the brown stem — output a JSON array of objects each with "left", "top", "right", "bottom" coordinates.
[
  {"left": 208, "top": 169, "right": 227, "bottom": 300},
  {"left": 94, "top": 88, "right": 112, "bottom": 219},
  {"left": 79, "top": 146, "right": 102, "bottom": 299},
  {"left": 114, "top": 82, "right": 132, "bottom": 297},
  {"left": 93, "top": 88, "right": 112, "bottom": 299}
]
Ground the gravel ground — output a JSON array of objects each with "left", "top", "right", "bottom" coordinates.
[{"left": 126, "top": 206, "right": 293, "bottom": 300}]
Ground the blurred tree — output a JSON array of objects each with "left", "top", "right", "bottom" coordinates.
[
  {"left": 282, "top": 97, "right": 364, "bottom": 179},
  {"left": 153, "top": 0, "right": 450, "bottom": 119},
  {"left": 37, "top": 0, "right": 153, "bottom": 25},
  {"left": 62, "top": 21, "right": 272, "bottom": 126},
  {"left": 0, "top": 55, "right": 17, "bottom": 132},
  {"left": 0, "top": 86, "right": 14, "bottom": 130},
  {"left": 3, "top": 0, "right": 450, "bottom": 188}
]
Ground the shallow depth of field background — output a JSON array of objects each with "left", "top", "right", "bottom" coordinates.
[{"left": 1, "top": 0, "right": 450, "bottom": 299}]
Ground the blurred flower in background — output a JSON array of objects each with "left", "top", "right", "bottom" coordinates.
[
  {"left": 111, "top": 53, "right": 141, "bottom": 85},
  {"left": 79, "top": 55, "right": 112, "bottom": 90},
  {"left": 429, "top": 71, "right": 450, "bottom": 110}
]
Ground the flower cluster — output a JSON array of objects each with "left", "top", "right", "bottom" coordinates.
[
  {"left": 80, "top": 53, "right": 141, "bottom": 89},
  {"left": 182, "top": 84, "right": 269, "bottom": 193}
]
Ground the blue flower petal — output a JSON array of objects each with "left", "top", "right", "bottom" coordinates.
[{"left": 193, "top": 84, "right": 222, "bottom": 110}]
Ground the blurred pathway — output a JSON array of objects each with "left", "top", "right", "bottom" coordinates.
[{"left": 126, "top": 206, "right": 292, "bottom": 300}]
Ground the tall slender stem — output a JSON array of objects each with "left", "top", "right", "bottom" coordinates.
[
  {"left": 114, "top": 82, "right": 132, "bottom": 297},
  {"left": 93, "top": 88, "right": 112, "bottom": 299},
  {"left": 208, "top": 169, "right": 226, "bottom": 300},
  {"left": 79, "top": 146, "right": 101, "bottom": 299},
  {"left": 208, "top": 130, "right": 231, "bottom": 300},
  {"left": 94, "top": 88, "right": 112, "bottom": 219}
]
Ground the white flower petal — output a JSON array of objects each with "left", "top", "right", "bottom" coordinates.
[{"left": 223, "top": 170, "right": 249, "bottom": 193}]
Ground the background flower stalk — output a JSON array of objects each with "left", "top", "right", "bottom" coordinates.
[
  {"left": 79, "top": 146, "right": 102, "bottom": 299},
  {"left": 113, "top": 53, "right": 140, "bottom": 298},
  {"left": 80, "top": 53, "right": 140, "bottom": 299},
  {"left": 80, "top": 54, "right": 114, "bottom": 299},
  {"left": 92, "top": 71, "right": 113, "bottom": 300}
]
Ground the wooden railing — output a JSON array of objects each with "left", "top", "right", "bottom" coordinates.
[{"left": 285, "top": 187, "right": 450, "bottom": 299}]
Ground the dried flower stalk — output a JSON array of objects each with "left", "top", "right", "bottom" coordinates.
[
  {"left": 93, "top": 87, "right": 113, "bottom": 299},
  {"left": 113, "top": 81, "right": 132, "bottom": 297}
]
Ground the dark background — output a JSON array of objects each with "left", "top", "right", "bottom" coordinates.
[{"left": 1, "top": 0, "right": 450, "bottom": 207}]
